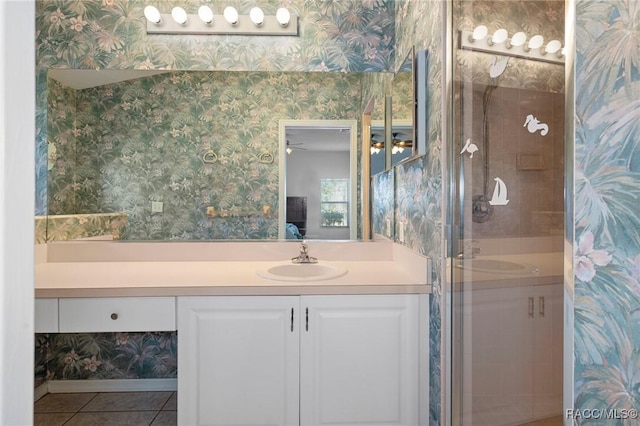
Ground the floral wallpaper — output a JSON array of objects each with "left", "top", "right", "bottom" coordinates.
[
  {"left": 35, "top": 0, "right": 396, "bottom": 216},
  {"left": 35, "top": 332, "right": 177, "bottom": 382},
  {"left": 47, "top": 71, "right": 361, "bottom": 240},
  {"left": 394, "top": 1, "right": 443, "bottom": 424},
  {"left": 371, "top": 169, "right": 394, "bottom": 239},
  {"left": 573, "top": 0, "right": 640, "bottom": 419},
  {"left": 35, "top": 213, "right": 127, "bottom": 243}
]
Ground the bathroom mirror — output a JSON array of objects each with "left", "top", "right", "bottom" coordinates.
[
  {"left": 44, "top": 69, "right": 368, "bottom": 242},
  {"left": 390, "top": 49, "right": 415, "bottom": 166}
]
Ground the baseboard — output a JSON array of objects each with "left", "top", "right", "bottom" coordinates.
[
  {"left": 34, "top": 383, "right": 49, "bottom": 402},
  {"left": 46, "top": 378, "right": 177, "bottom": 393}
]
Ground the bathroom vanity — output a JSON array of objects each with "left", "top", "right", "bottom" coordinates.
[{"left": 35, "top": 240, "right": 431, "bottom": 426}]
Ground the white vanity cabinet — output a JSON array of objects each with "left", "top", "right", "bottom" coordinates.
[
  {"left": 300, "top": 295, "right": 420, "bottom": 426},
  {"left": 177, "top": 294, "right": 425, "bottom": 426},
  {"left": 177, "top": 296, "right": 300, "bottom": 426},
  {"left": 35, "top": 297, "right": 176, "bottom": 333},
  {"left": 468, "top": 283, "right": 562, "bottom": 424}
]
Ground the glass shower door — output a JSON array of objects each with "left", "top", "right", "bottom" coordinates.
[{"left": 448, "top": 1, "right": 565, "bottom": 424}]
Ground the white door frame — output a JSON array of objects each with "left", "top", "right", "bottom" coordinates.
[
  {"left": 278, "top": 120, "right": 358, "bottom": 240},
  {"left": 0, "top": 1, "right": 36, "bottom": 424}
]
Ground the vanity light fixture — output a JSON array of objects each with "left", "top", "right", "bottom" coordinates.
[
  {"left": 507, "top": 31, "right": 526, "bottom": 48},
  {"left": 544, "top": 39, "right": 562, "bottom": 55},
  {"left": 489, "top": 28, "right": 508, "bottom": 46},
  {"left": 525, "top": 35, "right": 544, "bottom": 51},
  {"left": 144, "top": 5, "right": 161, "bottom": 24},
  {"left": 144, "top": 5, "right": 298, "bottom": 35},
  {"left": 276, "top": 7, "right": 291, "bottom": 26},
  {"left": 249, "top": 7, "right": 265, "bottom": 26},
  {"left": 171, "top": 6, "right": 188, "bottom": 25},
  {"left": 223, "top": 6, "right": 239, "bottom": 25},
  {"left": 461, "top": 27, "right": 564, "bottom": 64},
  {"left": 470, "top": 25, "right": 488, "bottom": 43},
  {"left": 198, "top": 6, "right": 214, "bottom": 24}
]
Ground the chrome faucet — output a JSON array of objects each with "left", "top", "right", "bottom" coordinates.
[{"left": 292, "top": 240, "right": 318, "bottom": 264}]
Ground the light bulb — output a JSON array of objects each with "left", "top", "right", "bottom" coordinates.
[
  {"left": 471, "top": 25, "right": 488, "bottom": 42},
  {"left": 143, "top": 5, "right": 161, "bottom": 24},
  {"left": 198, "top": 5, "right": 214, "bottom": 24},
  {"left": 491, "top": 28, "right": 508, "bottom": 45},
  {"left": 223, "top": 6, "right": 239, "bottom": 24},
  {"left": 527, "top": 35, "right": 544, "bottom": 50},
  {"left": 508, "top": 31, "right": 526, "bottom": 48},
  {"left": 286, "top": 147, "right": 292, "bottom": 155},
  {"left": 545, "top": 40, "right": 562, "bottom": 54},
  {"left": 171, "top": 7, "right": 188, "bottom": 24},
  {"left": 392, "top": 146, "right": 399, "bottom": 154},
  {"left": 249, "top": 7, "right": 264, "bottom": 26},
  {"left": 370, "top": 147, "right": 376, "bottom": 155},
  {"left": 276, "top": 7, "right": 291, "bottom": 26}
]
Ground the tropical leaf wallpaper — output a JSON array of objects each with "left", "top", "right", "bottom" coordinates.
[
  {"left": 35, "top": 332, "right": 177, "bottom": 382},
  {"left": 371, "top": 169, "right": 394, "bottom": 238},
  {"left": 35, "top": 213, "right": 127, "bottom": 243},
  {"left": 47, "top": 71, "right": 361, "bottom": 240},
  {"left": 573, "top": 0, "right": 640, "bottom": 419}
]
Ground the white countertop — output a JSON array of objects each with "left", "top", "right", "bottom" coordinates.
[{"left": 35, "top": 241, "right": 432, "bottom": 298}]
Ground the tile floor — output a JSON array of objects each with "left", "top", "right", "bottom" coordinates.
[
  {"left": 34, "top": 391, "right": 176, "bottom": 426},
  {"left": 35, "top": 391, "right": 562, "bottom": 426}
]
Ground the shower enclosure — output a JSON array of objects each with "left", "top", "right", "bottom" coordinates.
[{"left": 448, "top": 1, "right": 565, "bottom": 424}]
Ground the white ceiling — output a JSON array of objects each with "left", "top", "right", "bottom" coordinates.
[{"left": 286, "top": 127, "right": 351, "bottom": 152}]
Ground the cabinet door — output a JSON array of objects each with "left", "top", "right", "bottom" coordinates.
[
  {"left": 177, "top": 296, "right": 299, "bottom": 426},
  {"left": 532, "top": 284, "right": 563, "bottom": 419},
  {"left": 300, "top": 294, "right": 420, "bottom": 426},
  {"left": 469, "top": 286, "right": 535, "bottom": 425}
]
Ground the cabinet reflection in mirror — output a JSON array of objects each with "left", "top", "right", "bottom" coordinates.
[
  {"left": 278, "top": 120, "right": 358, "bottom": 241},
  {"left": 45, "top": 70, "right": 365, "bottom": 242}
]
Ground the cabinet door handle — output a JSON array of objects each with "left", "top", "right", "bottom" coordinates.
[
  {"left": 290, "top": 308, "right": 294, "bottom": 332},
  {"left": 305, "top": 308, "right": 309, "bottom": 331},
  {"left": 528, "top": 297, "right": 534, "bottom": 318},
  {"left": 539, "top": 296, "right": 545, "bottom": 318},
  {"left": 110, "top": 313, "right": 118, "bottom": 320}
]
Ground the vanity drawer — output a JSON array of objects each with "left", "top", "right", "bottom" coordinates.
[
  {"left": 35, "top": 298, "right": 59, "bottom": 333},
  {"left": 59, "top": 297, "right": 176, "bottom": 332}
]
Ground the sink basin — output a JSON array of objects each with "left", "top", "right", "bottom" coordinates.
[
  {"left": 457, "top": 258, "right": 537, "bottom": 274},
  {"left": 257, "top": 262, "right": 348, "bottom": 282}
]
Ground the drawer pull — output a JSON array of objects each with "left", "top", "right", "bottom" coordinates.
[{"left": 110, "top": 313, "right": 119, "bottom": 320}]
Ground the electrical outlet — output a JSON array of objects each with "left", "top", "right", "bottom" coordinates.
[{"left": 151, "top": 201, "right": 163, "bottom": 213}]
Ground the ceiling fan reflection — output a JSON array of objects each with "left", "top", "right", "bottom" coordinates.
[{"left": 286, "top": 140, "right": 307, "bottom": 154}]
